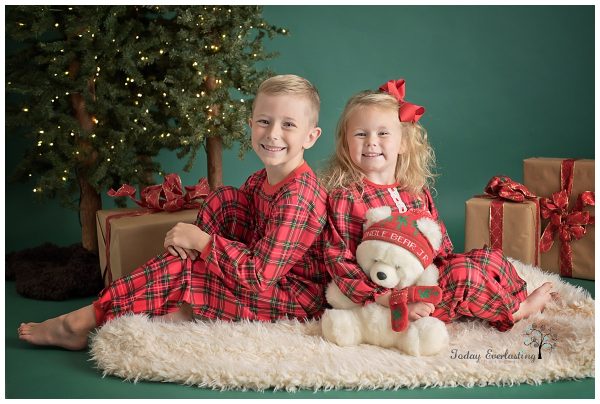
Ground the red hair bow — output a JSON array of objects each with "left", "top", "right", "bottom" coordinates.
[{"left": 379, "top": 79, "right": 425, "bottom": 123}]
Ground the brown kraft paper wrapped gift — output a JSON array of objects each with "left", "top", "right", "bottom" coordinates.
[
  {"left": 523, "top": 158, "right": 595, "bottom": 279},
  {"left": 465, "top": 197, "right": 540, "bottom": 266},
  {"left": 96, "top": 208, "right": 198, "bottom": 285}
]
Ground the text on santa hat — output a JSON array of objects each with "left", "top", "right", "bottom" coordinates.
[{"left": 363, "top": 228, "right": 430, "bottom": 261}]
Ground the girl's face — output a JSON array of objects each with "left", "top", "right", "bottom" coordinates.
[{"left": 345, "top": 105, "right": 405, "bottom": 184}]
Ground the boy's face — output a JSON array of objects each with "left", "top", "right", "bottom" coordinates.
[
  {"left": 250, "top": 93, "right": 321, "bottom": 182},
  {"left": 345, "top": 105, "right": 405, "bottom": 184}
]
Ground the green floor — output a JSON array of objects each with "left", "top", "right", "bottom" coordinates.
[{"left": 5, "top": 279, "right": 595, "bottom": 399}]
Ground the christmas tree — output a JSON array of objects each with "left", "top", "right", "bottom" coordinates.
[{"left": 6, "top": 5, "right": 287, "bottom": 251}]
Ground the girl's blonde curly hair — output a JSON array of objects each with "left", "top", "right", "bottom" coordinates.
[{"left": 320, "top": 90, "right": 437, "bottom": 194}]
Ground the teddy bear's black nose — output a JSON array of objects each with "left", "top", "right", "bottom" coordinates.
[{"left": 376, "top": 272, "right": 387, "bottom": 281}]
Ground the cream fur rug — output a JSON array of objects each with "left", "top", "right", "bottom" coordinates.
[{"left": 89, "top": 260, "right": 595, "bottom": 391}]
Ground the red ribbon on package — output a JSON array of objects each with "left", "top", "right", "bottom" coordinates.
[
  {"left": 480, "top": 176, "right": 541, "bottom": 266},
  {"left": 108, "top": 174, "right": 210, "bottom": 212},
  {"left": 538, "top": 159, "right": 595, "bottom": 277},
  {"left": 379, "top": 79, "right": 425, "bottom": 123},
  {"left": 101, "top": 175, "right": 210, "bottom": 283}
]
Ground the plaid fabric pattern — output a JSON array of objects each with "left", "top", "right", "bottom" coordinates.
[
  {"left": 325, "top": 181, "right": 454, "bottom": 305},
  {"left": 326, "top": 180, "right": 528, "bottom": 331},
  {"left": 93, "top": 163, "right": 329, "bottom": 325},
  {"left": 433, "top": 247, "right": 528, "bottom": 331}
]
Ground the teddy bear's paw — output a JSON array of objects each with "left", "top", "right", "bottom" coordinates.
[
  {"left": 411, "top": 317, "right": 449, "bottom": 356},
  {"left": 321, "top": 309, "right": 363, "bottom": 347}
]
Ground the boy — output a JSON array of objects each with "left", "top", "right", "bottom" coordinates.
[{"left": 18, "top": 75, "right": 329, "bottom": 350}]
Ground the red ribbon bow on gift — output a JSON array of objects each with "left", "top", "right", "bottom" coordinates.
[
  {"left": 538, "top": 160, "right": 595, "bottom": 277},
  {"left": 108, "top": 174, "right": 210, "bottom": 212},
  {"left": 484, "top": 175, "right": 537, "bottom": 202},
  {"left": 480, "top": 175, "right": 540, "bottom": 266},
  {"left": 379, "top": 79, "right": 425, "bottom": 123}
]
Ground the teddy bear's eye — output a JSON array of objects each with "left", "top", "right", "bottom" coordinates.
[{"left": 373, "top": 259, "right": 379, "bottom": 263}]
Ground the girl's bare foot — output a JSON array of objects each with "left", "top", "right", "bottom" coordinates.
[
  {"left": 18, "top": 305, "right": 96, "bottom": 350},
  {"left": 513, "top": 282, "right": 555, "bottom": 322}
]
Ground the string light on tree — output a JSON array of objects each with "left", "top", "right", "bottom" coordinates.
[{"left": 7, "top": 5, "right": 288, "bottom": 252}]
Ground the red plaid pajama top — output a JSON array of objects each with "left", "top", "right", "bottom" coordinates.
[
  {"left": 93, "top": 162, "right": 329, "bottom": 325},
  {"left": 325, "top": 178, "right": 528, "bottom": 331}
]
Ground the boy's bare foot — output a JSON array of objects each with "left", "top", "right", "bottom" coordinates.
[
  {"left": 18, "top": 305, "right": 96, "bottom": 350},
  {"left": 513, "top": 282, "right": 555, "bottom": 322}
]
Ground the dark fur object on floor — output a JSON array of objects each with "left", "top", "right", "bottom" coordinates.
[{"left": 5, "top": 243, "right": 104, "bottom": 300}]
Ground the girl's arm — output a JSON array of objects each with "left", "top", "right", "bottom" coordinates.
[
  {"left": 324, "top": 191, "right": 388, "bottom": 305},
  {"left": 199, "top": 181, "right": 327, "bottom": 293},
  {"left": 423, "top": 188, "right": 454, "bottom": 258}
]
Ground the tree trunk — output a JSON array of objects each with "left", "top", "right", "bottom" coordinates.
[
  {"left": 138, "top": 155, "right": 156, "bottom": 188},
  {"left": 78, "top": 172, "right": 102, "bottom": 252},
  {"left": 69, "top": 59, "right": 101, "bottom": 252},
  {"left": 206, "top": 136, "right": 223, "bottom": 190},
  {"left": 204, "top": 78, "right": 223, "bottom": 190}
]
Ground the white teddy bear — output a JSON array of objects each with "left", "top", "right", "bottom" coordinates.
[{"left": 321, "top": 206, "right": 449, "bottom": 356}]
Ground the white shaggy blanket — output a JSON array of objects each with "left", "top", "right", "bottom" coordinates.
[{"left": 89, "top": 260, "right": 595, "bottom": 391}]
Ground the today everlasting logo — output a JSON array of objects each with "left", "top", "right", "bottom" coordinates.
[
  {"left": 523, "top": 323, "right": 557, "bottom": 359},
  {"left": 449, "top": 322, "right": 558, "bottom": 363},
  {"left": 449, "top": 348, "right": 537, "bottom": 363}
]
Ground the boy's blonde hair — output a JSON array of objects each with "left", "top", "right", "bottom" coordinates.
[
  {"left": 253, "top": 74, "right": 320, "bottom": 126},
  {"left": 321, "top": 91, "right": 436, "bottom": 194}
]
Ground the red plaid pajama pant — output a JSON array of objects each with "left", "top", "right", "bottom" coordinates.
[
  {"left": 431, "top": 247, "right": 528, "bottom": 331},
  {"left": 93, "top": 186, "right": 304, "bottom": 326}
]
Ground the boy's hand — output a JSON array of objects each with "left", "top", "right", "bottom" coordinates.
[
  {"left": 407, "top": 302, "right": 435, "bottom": 321},
  {"left": 164, "top": 223, "right": 210, "bottom": 260},
  {"left": 167, "top": 246, "right": 198, "bottom": 261}
]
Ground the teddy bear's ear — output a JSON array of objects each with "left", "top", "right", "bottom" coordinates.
[
  {"left": 364, "top": 206, "right": 392, "bottom": 229},
  {"left": 416, "top": 217, "right": 443, "bottom": 251}
]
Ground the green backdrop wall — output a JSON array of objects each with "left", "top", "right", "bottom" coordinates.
[{"left": 5, "top": 6, "right": 594, "bottom": 254}]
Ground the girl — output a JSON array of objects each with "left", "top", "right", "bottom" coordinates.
[
  {"left": 18, "top": 74, "right": 330, "bottom": 350},
  {"left": 322, "top": 78, "right": 554, "bottom": 332}
]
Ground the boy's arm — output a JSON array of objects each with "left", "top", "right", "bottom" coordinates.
[
  {"left": 324, "top": 192, "right": 388, "bottom": 305},
  {"left": 423, "top": 188, "right": 454, "bottom": 258},
  {"left": 200, "top": 183, "right": 326, "bottom": 293}
]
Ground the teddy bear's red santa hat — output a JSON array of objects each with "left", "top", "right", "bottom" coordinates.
[{"left": 362, "top": 210, "right": 437, "bottom": 267}]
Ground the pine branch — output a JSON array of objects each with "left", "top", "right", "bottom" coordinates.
[{"left": 7, "top": 5, "right": 287, "bottom": 205}]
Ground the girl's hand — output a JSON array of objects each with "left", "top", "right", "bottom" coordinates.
[
  {"left": 407, "top": 302, "right": 435, "bottom": 321},
  {"left": 164, "top": 223, "right": 210, "bottom": 260},
  {"left": 375, "top": 292, "right": 435, "bottom": 320},
  {"left": 374, "top": 291, "right": 391, "bottom": 307}
]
